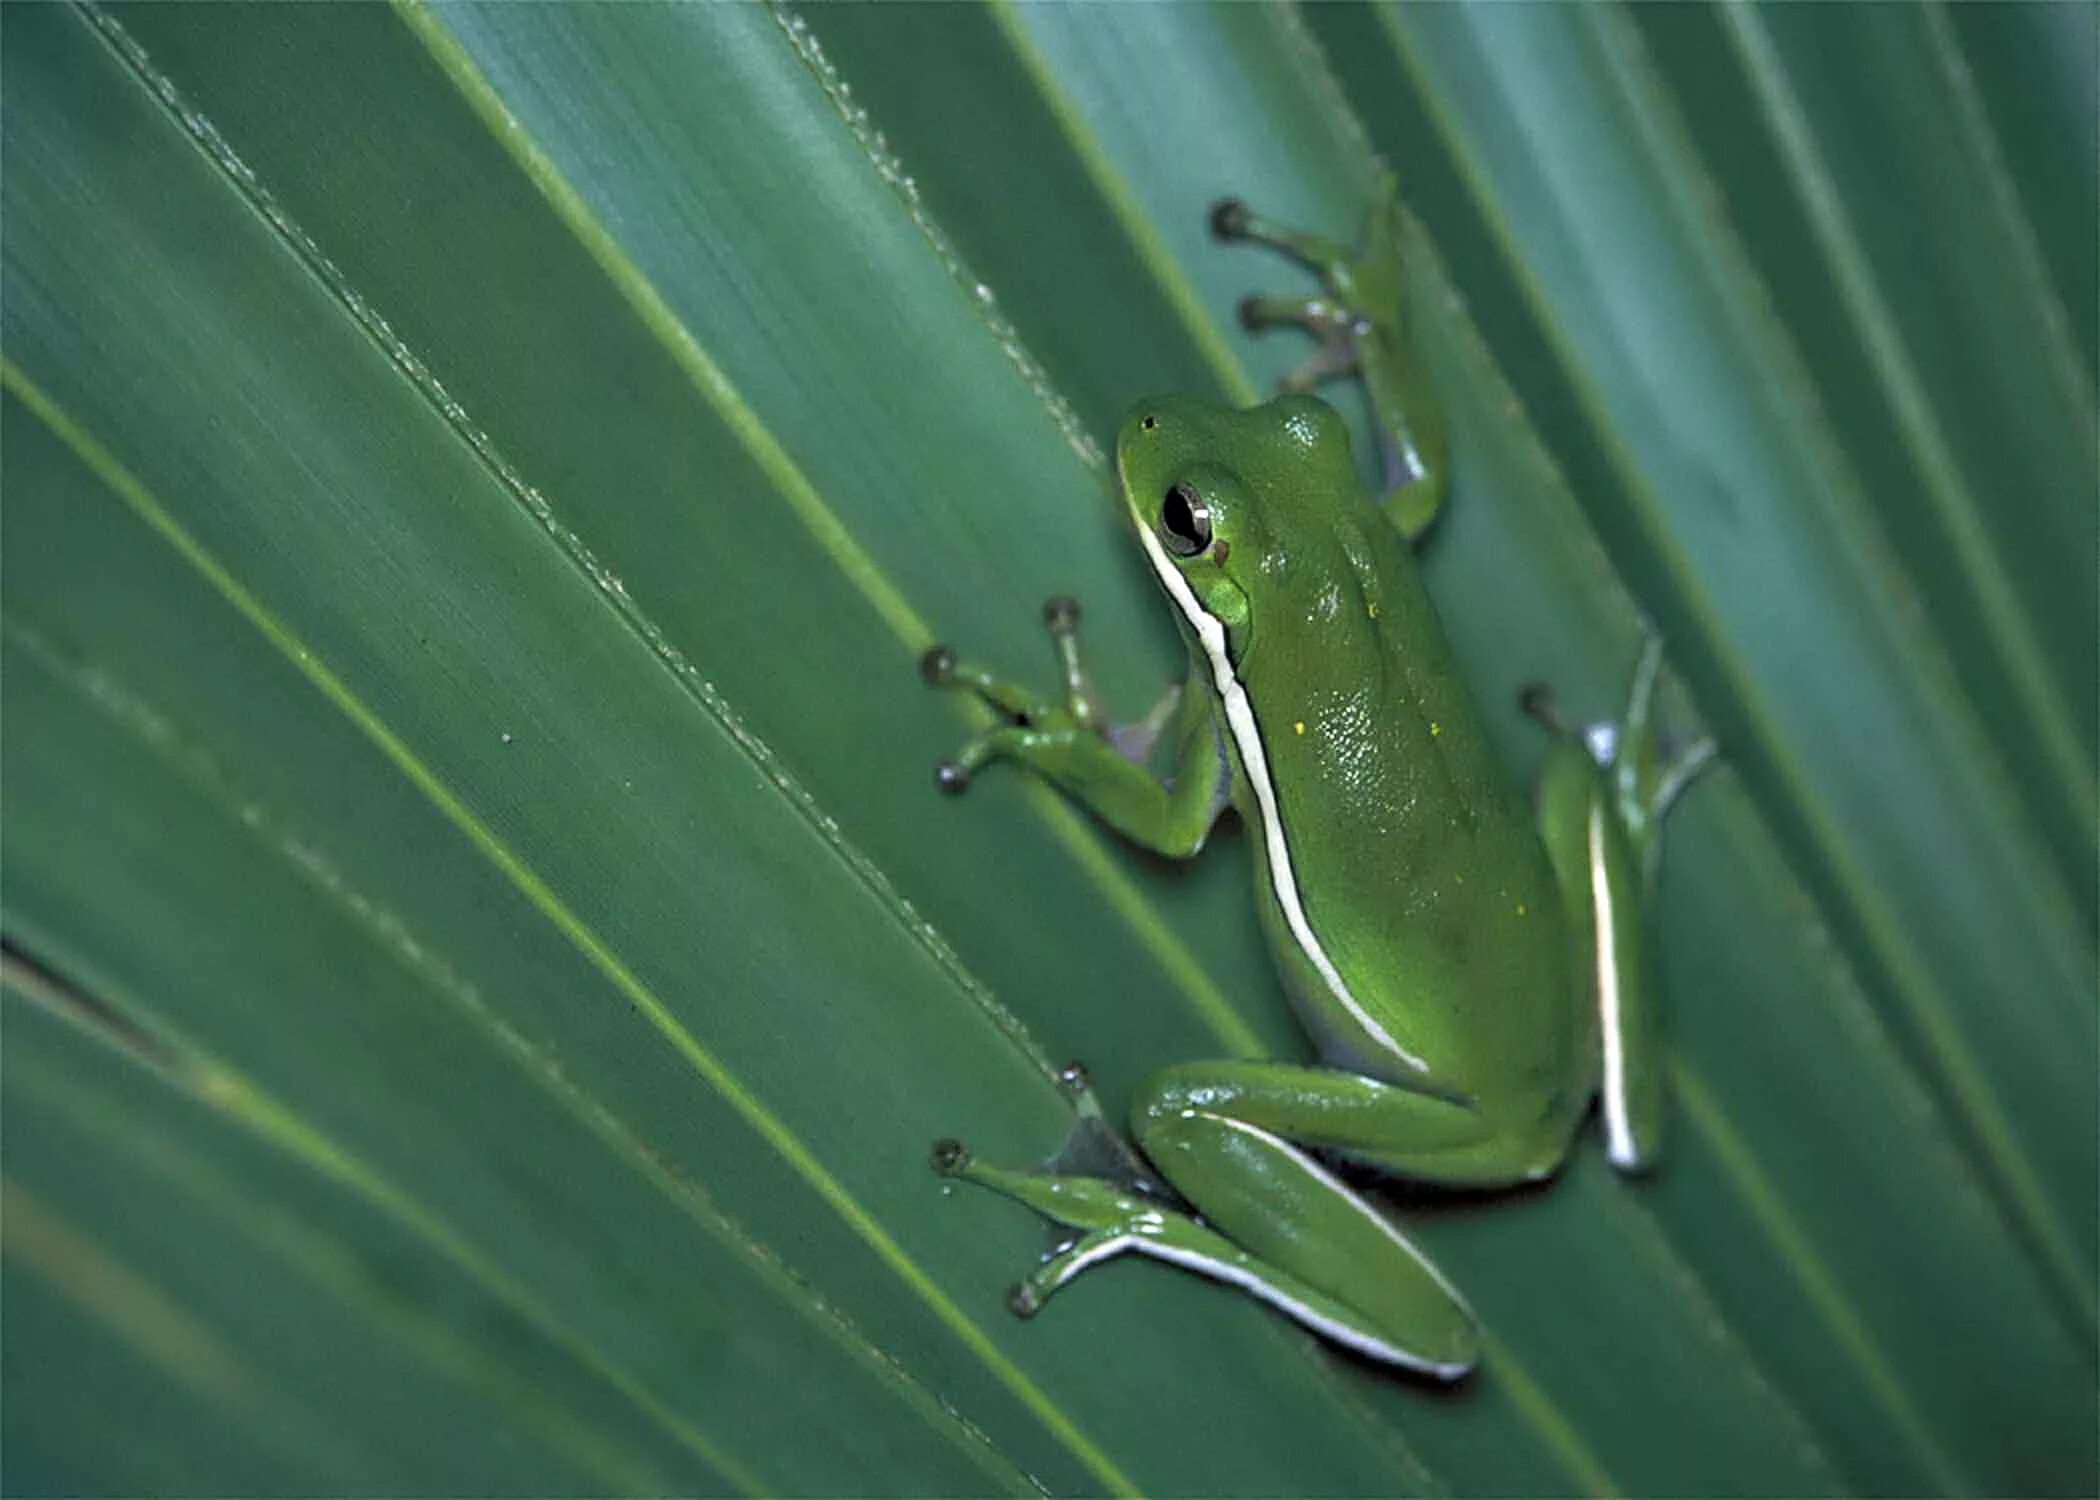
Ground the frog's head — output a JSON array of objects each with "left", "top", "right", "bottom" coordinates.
[{"left": 1114, "top": 392, "right": 1362, "bottom": 669}]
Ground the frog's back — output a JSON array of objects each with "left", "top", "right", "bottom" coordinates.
[{"left": 1230, "top": 507, "right": 1588, "bottom": 1127}]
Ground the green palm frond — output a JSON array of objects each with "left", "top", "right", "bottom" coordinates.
[{"left": 4, "top": 4, "right": 2093, "bottom": 1494}]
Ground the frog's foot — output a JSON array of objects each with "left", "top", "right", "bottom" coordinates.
[
  {"left": 1215, "top": 200, "right": 1373, "bottom": 396},
  {"left": 1040, "top": 1060, "right": 1173, "bottom": 1196},
  {"left": 1237, "top": 294, "right": 1361, "bottom": 395},
  {"left": 1210, "top": 197, "right": 1360, "bottom": 285},
  {"left": 918, "top": 602, "right": 1228, "bottom": 857},
  {"left": 1211, "top": 184, "right": 1446, "bottom": 543},
  {"left": 919, "top": 597, "right": 1113, "bottom": 795},
  {"left": 1520, "top": 635, "right": 1718, "bottom": 881}
]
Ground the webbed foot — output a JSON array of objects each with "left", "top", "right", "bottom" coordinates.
[
  {"left": 919, "top": 597, "right": 1110, "bottom": 792},
  {"left": 1211, "top": 173, "right": 1447, "bottom": 541},
  {"left": 1521, "top": 634, "right": 1718, "bottom": 883}
]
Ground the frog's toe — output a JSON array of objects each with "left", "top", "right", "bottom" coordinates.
[
  {"left": 1649, "top": 735, "right": 1720, "bottom": 822},
  {"left": 920, "top": 644, "right": 959, "bottom": 685},
  {"left": 918, "top": 646, "right": 1058, "bottom": 724},
  {"left": 933, "top": 758, "right": 971, "bottom": 795},
  {"left": 1279, "top": 341, "right": 1359, "bottom": 395},
  {"left": 1209, "top": 197, "right": 1251, "bottom": 241},
  {"left": 1042, "top": 596, "right": 1081, "bottom": 634},
  {"left": 930, "top": 1137, "right": 972, "bottom": 1176}
]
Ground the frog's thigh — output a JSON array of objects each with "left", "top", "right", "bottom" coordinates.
[
  {"left": 1135, "top": 1060, "right": 1542, "bottom": 1191},
  {"left": 1127, "top": 1062, "right": 1516, "bottom": 1376}
]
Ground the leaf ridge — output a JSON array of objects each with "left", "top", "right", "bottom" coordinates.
[
  {"left": 386, "top": 0, "right": 1269, "bottom": 1071},
  {"left": 2, "top": 617, "right": 1047, "bottom": 1499},
  {"left": 1714, "top": 1, "right": 2096, "bottom": 902},
  {"left": 1584, "top": 0, "right": 2100, "bottom": 1329},
  {"left": 1275, "top": 6, "right": 2032, "bottom": 1469},
  {"left": 1608, "top": 1188, "right": 1854, "bottom": 1495},
  {"left": 1368, "top": 2, "right": 2096, "bottom": 1337},
  {"left": 0, "top": 359, "right": 1138, "bottom": 1499},
  {"left": 0, "top": 1176, "right": 354, "bottom": 1482},
  {"left": 72, "top": 0, "right": 1074, "bottom": 1102},
  {"left": 0, "top": 940, "right": 747, "bottom": 1494},
  {"left": 767, "top": 1, "right": 1102, "bottom": 473},
  {"left": 984, "top": 0, "right": 1261, "bottom": 409},
  {"left": 1922, "top": 1, "right": 2100, "bottom": 438},
  {"left": 1670, "top": 1064, "right": 1972, "bottom": 1494},
  {"left": 3, "top": 1028, "right": 685, "bottom": 1495}
]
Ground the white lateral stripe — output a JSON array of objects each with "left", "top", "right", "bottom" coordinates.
[
  {"left": 1208, "top": 1115, "right": 1469, "bottom": 1306},
  {"left": 1054, "top": 1233, "right": 1135, "bottom": 1281},
  {"left": 1136, "top": 1239, "right": 1470, "bottom": 1379},
  {"left": 1590, "top": 802, "right": 1636, "bottom": 1167},
  {"left": 1134, "top": 525, "right": 1425, "bottom": 1074}
]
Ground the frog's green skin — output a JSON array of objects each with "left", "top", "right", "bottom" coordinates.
[{"left": 922, "top": 189, "right": 1713, "bottom": 1379}]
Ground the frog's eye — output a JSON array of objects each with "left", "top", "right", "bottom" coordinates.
[{"left": 1159, "top": 482, "right": 1213, "bottom": 557}]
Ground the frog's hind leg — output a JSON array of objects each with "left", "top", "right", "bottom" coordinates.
[
  {"left": 1216, "top": 211, "right": 1367, "bottom": 405},
  {"left": 932, "top": 1139, "right": 1467, "bottom": 1374},
  {"left": 1210, "top": 185, "right": 1447, "bottom": 544},
  {"left": 1522, "top": 637, "right": 1719, "bottom": 1173},
  {"left": 1210, "top": 198, "right": 1359, "bottom": 277},
  {"left": 934, "top": 1058, "right": 1533, "bottom": 1378},
  {"left": 1236, "top": 294, "right": 1361, "bottom": 398},
  {"left": 1610, "top": 635, "right": 1720, "bottom": 883}
]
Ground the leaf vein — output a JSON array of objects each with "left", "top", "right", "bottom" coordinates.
[
  {"left": 0, "top": 359, "right": 1136, "bottom": 1497},
  {"left": 2, "top": 617, "right": 1046, "bottom": 1499}
]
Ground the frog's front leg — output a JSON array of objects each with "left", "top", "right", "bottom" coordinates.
[
  {"left": 1210, "top": 176, "right": 1449, "bottom": 543},
  {"left": 1524, "top": 638, "right": 1718, "bottom": 1171},
  {"left": 921, "top": 598, "right": 1230, "bottom": 859},
  {"left": 936, "top": 1059, "right": 1552, "bottom": 1378}
]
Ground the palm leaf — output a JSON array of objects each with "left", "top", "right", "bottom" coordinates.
[{"left": 4, "top": 3, "right": 2092, "bottom": 1493}]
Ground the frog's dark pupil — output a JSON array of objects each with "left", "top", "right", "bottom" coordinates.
[{"left": 1160, "top": 483, "right": 1211, "bottom": 556}]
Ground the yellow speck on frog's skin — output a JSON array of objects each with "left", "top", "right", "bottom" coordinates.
[
  {"left": 1366, "top": 601, "right": 1380, "bottom": 620},
  {"left": 1429, "top": 721, "right": 1442, "bottom": 737},
  {"left": 1293, "top": 721, "right": 1307, "bottom": 736},
  {"left": 1516, "top": 902, "right": 1529, "bottom": 917}
]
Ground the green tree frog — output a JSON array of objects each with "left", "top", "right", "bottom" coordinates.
[{"left": 920, "top": 179, "right": 1714, "bottom": 1379}]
